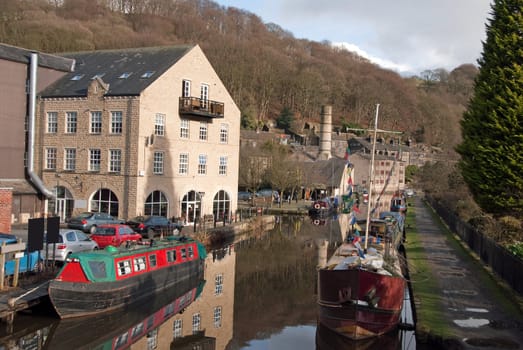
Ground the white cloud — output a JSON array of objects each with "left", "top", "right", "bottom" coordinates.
[{"left": 215, "top": 0, "right": 493, "bottom": 75}]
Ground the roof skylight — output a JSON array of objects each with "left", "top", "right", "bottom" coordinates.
[
  {"left": 118, "top": 72, "right": 133, "bottom": 79},
  {"left": 70, "top": 74, "right": 84, "bottom": 81},
  {"left": 91, "top": 73, "right": 106, "bottom": 79},
  {"left": 141, "top": 71, "right": 155, "bottom": 78}
]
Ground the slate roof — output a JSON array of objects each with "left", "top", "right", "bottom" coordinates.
[
  {"left": 303, "top": 158, "right": 347, "bottom": 189},
  {"left": 0, "top": 43, "right": 74, "bottom": 72},
  {"left": 40, "top": 45, "right": 195, "bottom": 98}
]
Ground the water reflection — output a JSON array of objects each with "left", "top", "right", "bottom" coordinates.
[{"left": 0, "top": 215, "right": 416, "bottom": 349}]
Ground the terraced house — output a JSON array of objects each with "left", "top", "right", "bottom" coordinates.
[{"left": 36, "top": 45, "right": 241, "bottom": 224}]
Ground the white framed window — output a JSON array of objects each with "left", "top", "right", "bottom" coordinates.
[
  {"left": 90, "top": 111, "right": 102, "bottom": 134},
  {"left": 213, "top": 306, "right": 222, "bottom": 328},
  {"left": 173, "top": 319, "right": 183, "bottom": 339},
  {"left": 199, "top": 122, "right": 208, "bottom": 141},
  {"left": 198, "top": 154, "right": 207, "bottom": 175},
  {"left": 154, "top": 113, "right": 165, "bottom": 136},
  {"left": 109, "top": 149, "right": 122, "bottom": 173},
  {"left": 215, "top": 273, "right": 223, "bottom": 295},
  {"left": 180, "top": 119, "right": 189, "bottom": 138},
  {"left": 117, "top": 260, "right": 132, "bottom": 276},
  {"left": 220, "top": 123, "right": 228, "bottom": 143},
  {"left": 179, "top": 153, "right": 188, "bottom": 175},
  {"left": 146, "top": 329, "right": 158, "bottom": 350},
  {"left": 192, "top": 313, "right": 201, "bottom": 334},
  {"left": 89, "top": 149, "right": 101, "bottom": 171},
  {"left": 182, "top": 79, "right": 191, "bottom": 97},
  {"left": 111, "top": 111, "right": 123, "bottom": 134},
  {"left": 219, "top": 156, "right": 227, "bottom": 175},
  {"left": 200, "top": 83, "right": 209, "bottom": 109},
  {"left": 153, "top": 151, "right": 164, "bottom": 174},
  {"left": 45, "top": 148, "right": 57, "bottom": 169},
  {"left": 64, "top": 148, "right": 76, "bottom": 171},
  {"left": 133, "top": 256, "right": 147, "bottom": 272},
  {"left": 47, "top": 112, "right": 58, "bottom": 133},
  {"left": 65, "top": 112, "right": 77, "bottom": 133}
]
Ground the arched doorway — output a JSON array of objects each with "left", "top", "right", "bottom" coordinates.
[
  {"left": 90, "top": 189, "right": 119, "bottom": 217},
  {"left": 145, "top": 191, "right": 169, "bottom": 217},
  {"left": 48, "top": 186, "right": 74, "bottom": 222},
  {"left": 213, "top": 190, "right": 231, "bottom": 222},
  {"left": 181, "top": 191, "right": 203, "bottom": 224}
]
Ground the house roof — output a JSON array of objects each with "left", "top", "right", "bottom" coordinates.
[
  {"left": 303, "top": 158, "right": 347, "bottom": 189},
  {"left": 0, "top": 43, "right": 74, "bottom": 72},
  {"left": 40, "top": 45, "right": 195, "bottom": 98}
]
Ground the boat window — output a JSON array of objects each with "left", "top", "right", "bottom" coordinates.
[
  {"left": 131, "top": 322, "right": 144, "bottom": 339},
  {"left": 133, "top": 256, "right": 147, "bottom": 272},
  {"left": 167, "top": 249, "right": 177, "bottom": 263},
  {"left": 114, "top": 332, "right": 129, "bottom": 349},
  {"left": 117, "top": 259, "right": 132, "bottom": 276},
  {"left": 181, "top": 248, "right": 187, "bottom": 260},
  {"left": 188, "top": 246, "right": 194, "bottom": 258},
  {"left": 88, "top": 261, "right": 107, "bottom": 279},
  {"left": 149, "top": 254, "right": 157, "bottom": 268},
  {"left": 164, "top": 302, "right": 175, "bottom": 317}
]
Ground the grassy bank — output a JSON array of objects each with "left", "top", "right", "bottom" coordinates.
[{"left": 404, "top": 202, "right": 453, "bottom": 342}]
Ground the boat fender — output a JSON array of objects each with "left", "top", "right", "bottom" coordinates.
[
  {"left": 313, "top": 219, "right": 320, "bottom": 225},
  {"left": 314, "top": 203, "right": 321, "bottom": 209}
]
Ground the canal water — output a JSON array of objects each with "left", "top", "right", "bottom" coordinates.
[{"left": 0, "top": 214, "right": 416, "bottom": 349}]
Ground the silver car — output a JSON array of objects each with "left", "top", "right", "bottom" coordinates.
[
  {"left": 67, "top": 212, "right": 124, "bottom": 233},
  {"left": 41, "top": 229, "right": 99, "bottom": 261}
]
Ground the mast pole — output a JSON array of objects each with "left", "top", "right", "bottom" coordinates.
[{"left": 364, "top": 104, "right": 379, "bottom": 252}]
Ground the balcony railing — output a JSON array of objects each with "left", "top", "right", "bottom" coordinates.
[{"left": 179, "top": 97, "right": 224, "bottom": 119}]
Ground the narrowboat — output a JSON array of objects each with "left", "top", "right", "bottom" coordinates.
[
  {"left": 48, "top": 236, "right": 206, "bottom": 319},
  {"left": 317, "top": 217, "right": 406, "bottom": 340}
]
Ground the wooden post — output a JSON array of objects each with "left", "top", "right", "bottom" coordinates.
[{"left": 12, "top": 239, "right": 22, "bottom": 288}]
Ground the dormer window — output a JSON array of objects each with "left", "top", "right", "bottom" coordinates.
[
  {"left": 119, "top": 72, "right": 132, "bottom": 79},
  {"left": 70, "top": 74, "right": 84, "bottom": 81},
  {"left": 91, "top": 73, "right": 106, "bottom": 79}
]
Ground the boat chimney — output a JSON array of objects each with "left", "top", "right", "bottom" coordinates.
[{"left": 317, "top": 105, "right": 332, "bottom": 160}]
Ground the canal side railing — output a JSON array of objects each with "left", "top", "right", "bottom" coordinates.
[{"left": 425, "top": 196, "right": 523, "bottom": 296}]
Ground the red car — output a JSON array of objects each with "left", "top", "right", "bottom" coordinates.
[{"left": 90, "top": 224, "right": 142, "bottom": 248}]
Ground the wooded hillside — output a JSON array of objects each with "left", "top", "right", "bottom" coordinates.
[{"left": 0, "top": 0, "right": 478, "bottom": 150}]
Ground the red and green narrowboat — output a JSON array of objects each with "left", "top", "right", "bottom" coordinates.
[{"left": 48, "top": 236, "right": 206, "bottom": 319}]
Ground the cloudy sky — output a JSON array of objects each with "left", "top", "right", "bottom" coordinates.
[{"left": 214, "top": 0, "right": 493, "bottom": 75}]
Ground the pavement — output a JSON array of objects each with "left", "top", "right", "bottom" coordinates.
[{"left": 411, "top": 196, "right": 523, "bottom": 349}]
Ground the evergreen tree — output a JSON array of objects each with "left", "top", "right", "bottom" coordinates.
[
  {"left": 276, "top": 107, "right": 294, "bottom": 131},
  {"left": 456, "top": 0, "right": 523, "bottom": 217}
]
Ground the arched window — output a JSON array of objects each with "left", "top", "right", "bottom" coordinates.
[
  {"left": 90, "top": 189, "right": 119, "bottom": 217},
  {"left": 145, "top": 191, "right": 169, "bottom": 217},
  {"left": 181, "top": 191, "right": 203, "bottom": 223},
  {"left": 213, "top": 190, "right": 230, "bottom": 221}
]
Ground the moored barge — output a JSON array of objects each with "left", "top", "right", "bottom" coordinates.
[{"left": 48, "top": 236, "right": 206, "bottom": 319}]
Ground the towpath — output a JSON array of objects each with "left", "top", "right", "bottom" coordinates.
[{"left": 411, "top": 196, "right": 523, "bottom": 349}]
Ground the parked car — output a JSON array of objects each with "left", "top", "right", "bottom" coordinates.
[
  {"left": 0, "top": 233, "right": 40, "bottom": 275},
  {"left": 40, "top": 229, "right": 99, "bottom": 262},
  {"left": 90, "top": 224, "right": 142, "bottom": 248},
  {"left": 68, "top": 212, "right": 124, "bottom": 234},
  {"left": 125, "top": 216, "right": 183, "bottom": 239},
  {"left": 238, "top": 191, "right": 253, "bottom": 201},
  {"left": 405, "top": 188, "right": 415, "bottom": 197},
  {"left": 256, "top": 189, "right": 279, "bottom": 201}
]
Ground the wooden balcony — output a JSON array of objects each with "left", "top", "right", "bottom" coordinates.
[{"left": 179, "top": 97, "right": 224, "bottom": 119}]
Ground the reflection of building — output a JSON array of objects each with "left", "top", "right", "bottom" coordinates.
[
  {"left": 0, "top": 43, "right": 74, "bottom": 228},
  {"left": 133, "top": 245, "right": 236, "bottom": 349},
  {"left": 35, "top": 45, "right": 240, "bottom": 222}
]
